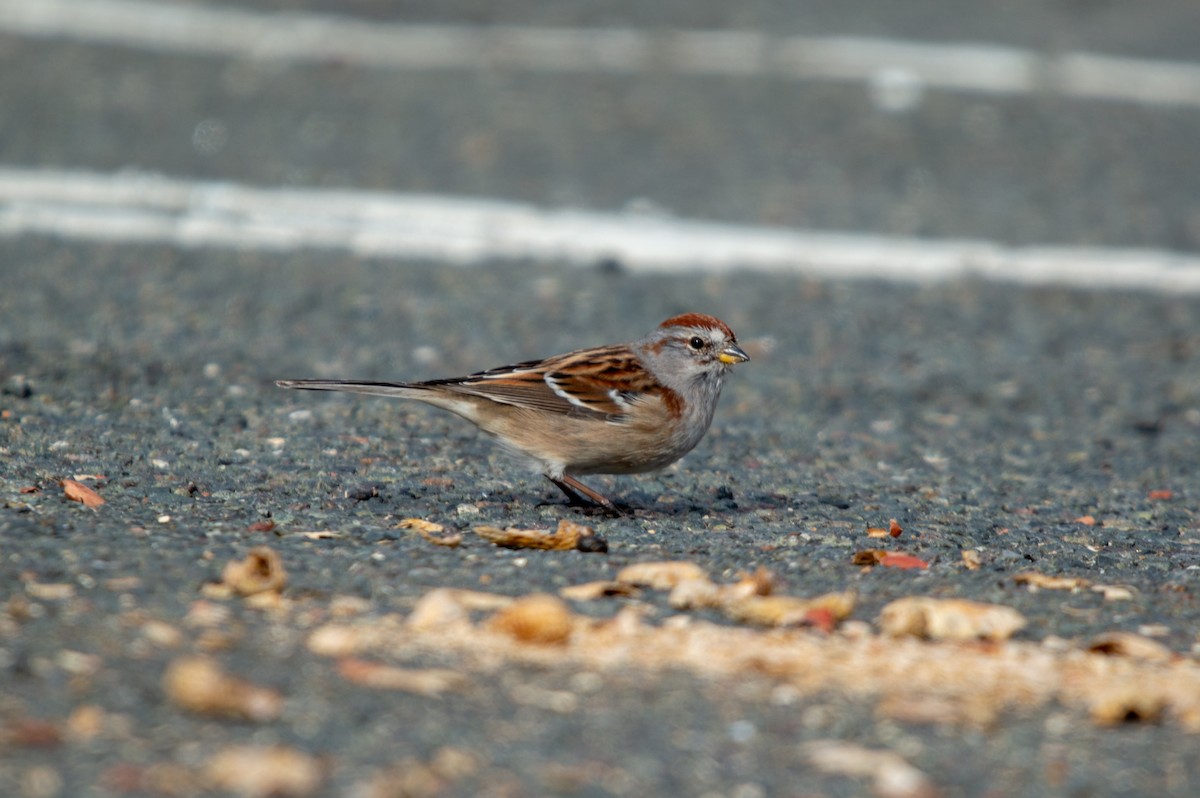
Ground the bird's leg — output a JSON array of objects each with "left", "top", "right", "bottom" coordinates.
[{"left": 546, "top": 475, "right": 620, "bottom": 514}]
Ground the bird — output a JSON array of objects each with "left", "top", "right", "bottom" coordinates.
[{"left": 277, "top": 313, "right": 749, "bottom": 512}]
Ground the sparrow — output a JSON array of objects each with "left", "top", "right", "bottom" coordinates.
[{"left": 277, "top": 313, "right": 749, "bottom": 511}]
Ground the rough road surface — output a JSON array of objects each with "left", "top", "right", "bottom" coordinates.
[{"left": 3, "top": 2, "right": 1200, "bottom": 796}]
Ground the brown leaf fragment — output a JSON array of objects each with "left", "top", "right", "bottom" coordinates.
[
  {"left": 733, "top": 567, "right": 777, "bottom": 597},
  {"left": 399, "top": 517, "right": 463, "bottom": 548},
  {"left": 616, "top": 561, "right": 708, "bottom": 590},
  {"left": 220, "top": 546, "right": 287, "bottom": 597},
  {"left": 880, "top": 553, "right": 929, "bottom": 570},
  {"left": 105, "top": 576, "right": 143, "bottom": 591},
  {"left": 329, "top": 595, "right": 372, "bottom": 617},
  {"left": 406, "top": 590, "right": 471, "bottom": 633},
  {"left": 398, "top": 517, "right": 444, "bottom": 534},
  {"left": 62, "top": 478, "right": 104, "bottom": 508},
  {"left": 666, "top": 569, "right": 776, "bottom": 611},
  {"left": 1014, "top": 572, "right": 1091, "bottom": 591},
  {"left": 1087, "top": 632, "right": 1175, "bottom": 663},
  {"left": 475, "top": 519, "right": 605, "bottom": 552},
  {"left": 206, "top": 745, "right": 323, "bottom": 798},
  {"left": 1092, "top": 584, "right": 1135, "bottom": 601},
  {"left": 405, "top": 588, "right": 515, "bottom": 633},
  {"left": 19, "top": 485, "right": 40, "bottom": 494},
  {"left": 2, "top": 718, "right": 63, "bottom": 748},
  {"left": 667, "top": 578, "right": 725, "bottom": 610},
  {"left": 889, "top": 519, "right": 904, "bottom": 538},
  {"left": 141, "top": 620, "right": 184, "bottom": 648},
  {"left": 308, "top": 625, "right": 368, "bottom": 658},
  {"left": 247, "top": 520, "right": 275, "bottom": 533},
  {"left": 488, "top": 594, "right": 574, "bottom": 645},
  {"left": 1075, "top": 515, "right": 1097, "bottom": 526},
  {"left": 853, "top": 549, "right": 888, "bottom": 566},
  {"left": 960, "top": 550, "right": 982, "bottom": 570},
  {"left": 725, "top": 591, "right": 857, "bottom": 629},
  {"left": 65, "top": 705, "right": 107, "bottom": 742},
  {"left": 1090, "top": 685, "right": 1167, "bottom": 726},
  {"left": 856, "top": 550, "right": 928, "bottom": 570},
  {"left": 559, "top": 581, "right": 640, "bottom": 601},
  {"left": 1148, "top": 489, "right": 1173, "bottom": 501},
  {"left": 337, "top": 658, "right": 467, "bottom": 695},
  {"left": 866, "top": 526, "right": 891, "bottom": 538},
  {"left": 803, "top": 741, "right": 938, "bottom": 798},
  {"left": 185, "top": 599, "right": 233, "bottom": 628},
  {"left": 163, "top": 656, "right": 283, "bottom": 722},
  {"left": 879, "top": 597, "right": 1026, "bottom": 642},
  {"left": 25, "top": 582, "right": 75, "bottom": 600}
]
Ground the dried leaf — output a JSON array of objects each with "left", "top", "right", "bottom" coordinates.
[
  {"left": 308, "top": 625, "right": 368, "bottom": 658},
  {"left": 667, "top": 578, "right": 725, "bottom": 610},
  {"left": 488, "top": 594, "right": 574, "bottom": 645},
  {"left": 889, "top": 519, "right": 904, "bottom": 538},
  {"left": 141, "top": 620, "right": 183, "bottom": 648},
  {"left": 1090, "top": 685, "right": 1167, "bottom": 726},
  {"left": 62, "top": 478, "right": 104, "bottom": 508},
  {"left": 1075, "top": 515, "right": 1097, "bottom": 526},
  {"left": 1087, "top": 632, "right": 1174, "bottom": 662},
  {"left": 1014, "top": 572, "right": 1091, "bottom": 591},
  {"left": 1092, "top": 584, "right": 1135, "bottom": 601},
  {"left": 247, "top": 520, "right": 276, "bottom": 533},
  {"left": 671, "top": 568, "right": 776, "bottom": 610},
  {"left": 853, "top": 549, "right": 889, "bottom": 566},
  {"left": 803, "top": 740, "right": 937, "bottom": 798},
  {"left": 559, "top": 581, "right": 640, "bottom": 601},
  {"left": 398, "top": 517, "right": 463, "bottom": 547},
  {"left": 105, "top": 576, "right": 143, "bottom": 591},
  {"left": 1148, "top": 489, "right": 1174, "bottom": 501},
  {"left": 220, "top": 547, "right": 287, "bottom": 597},
  {"left": 616, "top": 561, "right": 708, "bottom": 590},
  {"left": 329, "top": 595, "right": 372, "bottom": 617},
  {"left": 866, "top": 526, "right": 891, "bottom": 538},
  {"left": 398, "top": 518, "right": 445, "bottom": 534},
  {"left": 3, "top": 718, "right": 63, "bottom": 748},
  {"left": 206, "top": 745, "right": 323, "bottom": 797},
  {"left": 406, "top": 588, "right": 513, "bottom": 633},
  {"left": 26, "top": 582, "right": 75, "bottom": 600},
  {"left": 381, "top": 585, "right": 1200, "bottom": 734},
  {"left": 163, "top": 657, "right": 282, "bottom": 722},
  {"left": 724, "top": 591, "right": 857, "bottom": 629},
  {"left": 879, "top": 597, "right": 1026, "bottom": 642},
  {"left": 475, "top": 519, "right": 604, "bottom": 552},
  {"left": 960, "top": 550, "right": 982, "bottom": 570},
  {"left": 65, "top": 705, "right": 107, "bottom": 742},
  {"left": 879, "top": 553, "right": 929, "bottom": 571},
  {"left": 337, "top": 659, "right": 467, "bottom": 695},
  {"left": 733, "top": 567, "right": 777, "bottom": 598}
]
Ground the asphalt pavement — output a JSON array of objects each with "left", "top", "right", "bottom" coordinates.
[{"left": 3, "top": 2, "right": 1200, "bottom": 797}]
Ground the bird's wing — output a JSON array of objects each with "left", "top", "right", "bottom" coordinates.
[{"left": 423, "top": 345, "right": 657, "bottom": 419}]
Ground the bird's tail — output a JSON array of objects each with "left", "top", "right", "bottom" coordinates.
[{"left": 275, "top": 379, "right": 428, "bottom": 399}]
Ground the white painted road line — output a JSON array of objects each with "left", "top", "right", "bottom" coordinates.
[
  {"left": 2, "top": 167, "right": 1199, "bottom": 294},
  {"left": 2, "top": 0, "right": 1200, "bottom": 108}
]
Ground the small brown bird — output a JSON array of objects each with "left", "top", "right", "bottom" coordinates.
[{"left": 277, "top": 313, "right": 749, "bottom": 511}]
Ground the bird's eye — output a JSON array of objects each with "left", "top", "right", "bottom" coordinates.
[{"left": 688, "top": 336, "right": 705, "bottom": 350}]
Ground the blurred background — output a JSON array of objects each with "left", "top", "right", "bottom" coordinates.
[{"left": 3, "top": 0, "right": 1200, "bottom": 254}]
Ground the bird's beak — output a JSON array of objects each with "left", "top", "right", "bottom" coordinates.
[{"left": 718, "top": 343, "right": 751, "bottom": 365}]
